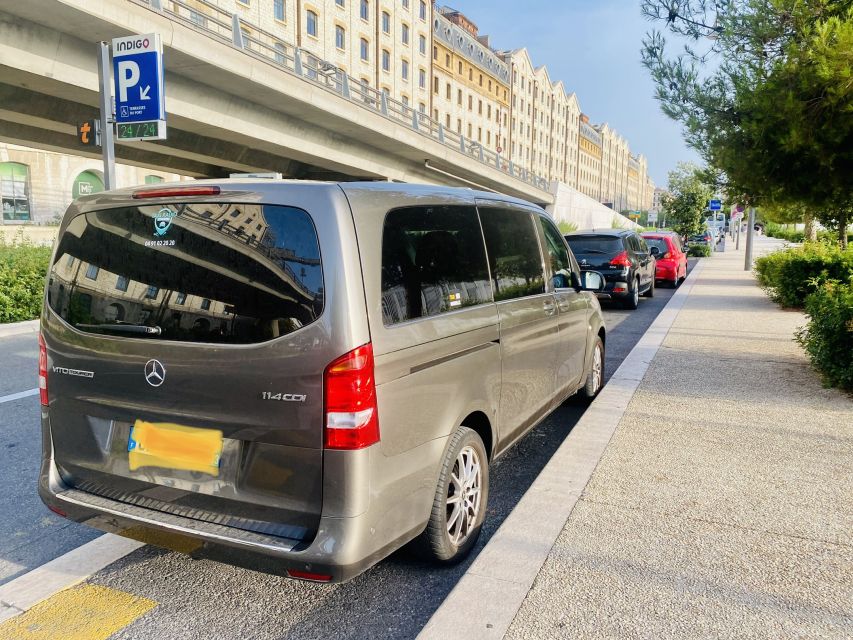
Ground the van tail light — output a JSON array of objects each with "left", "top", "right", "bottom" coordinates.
[
  {"left": 324, "top": 344, "right": 379, "bottom": 450},
  {"left": 610, "top": 251, "right": 632, "bottom": 268},
  {"left": 38, "top": 333, "right": 48, "bottom": 406}
]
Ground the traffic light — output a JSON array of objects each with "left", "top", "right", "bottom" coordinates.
[{"left": 77, "top": 119, "right": 101, "bottom": 147}]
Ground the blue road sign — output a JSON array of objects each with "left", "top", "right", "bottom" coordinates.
[
  {"left": 112, "top": 34, "right": 164, "bottom": 124},
  {"left": 709, "top": 199, "right": 722, "bottom": 211}
]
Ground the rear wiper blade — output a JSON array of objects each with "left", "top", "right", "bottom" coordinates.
[{"left": 76, "top": 323, "right": 162, "bottom": 335}]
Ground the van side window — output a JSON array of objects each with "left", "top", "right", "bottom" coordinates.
[
  {"left": 381, "top": 205, "right": 492, "bottom": 325},
  {"left": 538, "top": 217, "right": 573, "bottom": 288},
  {"left": 478, "top": 207, "right": 545, "bottom": 301}
]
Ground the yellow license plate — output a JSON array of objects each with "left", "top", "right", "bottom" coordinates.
[{"left": 128, "top": 420, "right": 223, "bottom": 476}]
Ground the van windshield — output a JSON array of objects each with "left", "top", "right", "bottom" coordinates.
[{"left": 47, "top": 203, "right": 324, "bottom": 344}]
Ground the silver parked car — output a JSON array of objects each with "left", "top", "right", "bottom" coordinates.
[{"left": 38, "top": 181, "right": 606, "bottom": 582}]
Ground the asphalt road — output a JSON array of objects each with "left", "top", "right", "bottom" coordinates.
[{"left": 0, "top": 259, "right": 695, "bottom": 637}]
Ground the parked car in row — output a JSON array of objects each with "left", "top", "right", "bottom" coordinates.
[
  {"left": 641, "top": 231, "right": 688, "bottom": 287},
  {"left": 564, "top": 229, "right": 656, "bottom": 310},
  {"left": 39, "top": 181, "right": 608, "bottom": 583}
]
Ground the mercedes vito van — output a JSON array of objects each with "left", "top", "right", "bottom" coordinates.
[{"left": 39, "top": 181, "right": 606, "bottom": 582}]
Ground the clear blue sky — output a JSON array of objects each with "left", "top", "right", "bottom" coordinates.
[{"left": 446, "top": 0, "right": 702, "bottom": 187}]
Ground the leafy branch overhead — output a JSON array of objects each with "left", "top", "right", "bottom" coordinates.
[{"left": 641, "top": 0, "right": 853, "bottom": 245}]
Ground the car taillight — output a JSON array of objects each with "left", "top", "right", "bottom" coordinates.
[
  {"left": 324, "top": 344, "right": 379, "bottom": 450},
  {"left": 610, "top": 251, "right": 632, "bottom": 268},
  {"left": 38, "top": 333, "right": 48, "bottom": 406}
]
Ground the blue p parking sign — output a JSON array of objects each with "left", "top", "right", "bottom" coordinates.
[
  {"left": 112, "top": 34, "right": 165, "bottom": 125},
  {"left": 709, "top": 199, "right": 722, "bottom": 211}
]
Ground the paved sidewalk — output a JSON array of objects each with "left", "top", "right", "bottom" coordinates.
[{"left": 503, "top": 236, "right": 852, "bottom": 638}]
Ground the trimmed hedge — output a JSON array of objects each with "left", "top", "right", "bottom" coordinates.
[
  {"left": 754, "top": 242, "right": 853, "bottom": 308},
  {"left": 796, "top": 280, "right": 853, "bottom": 391},
  {"left": 0, "top": 243, "right": 52, "bottom": 323},
  {"left": 687, "top": 243, "right": 712, "bottom": 257}
]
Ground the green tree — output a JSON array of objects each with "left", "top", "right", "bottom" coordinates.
[
  {"left": 641, "top": 0, "right": 853, "bottom": 247},
  {"left": 661, "top": 162, "right": 714, "bottom": 238}
]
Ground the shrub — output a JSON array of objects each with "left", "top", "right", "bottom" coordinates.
[
  {"left": 754, "top": 242, "right": 853, "bottom": 308},
  {"left": 796, "top": 280, "right": 853, "bottom": 390},
  {"left": 764, "top": 222, "right": 805, "bottom": 243},
  {"left": 557, "top": 220, "right": 578, "bottom": 234},
  {"left": 0, "top": 242, "right": 52, "bottom": 323},
  {"left": 687, "top": 243, "right": 712, "bottom": 257}
]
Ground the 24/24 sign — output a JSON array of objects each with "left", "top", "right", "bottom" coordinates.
[{"left": 112, "top": 33, "right": 165, "bottom": 124}]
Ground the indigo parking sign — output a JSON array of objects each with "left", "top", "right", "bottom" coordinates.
[{"left": 112, "top": 33, "right": 165, "bottom": 126}]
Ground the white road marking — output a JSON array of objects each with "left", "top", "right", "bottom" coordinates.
[
  {"left": 0, "top": 534, "right": 144, "bottom": 623},
  {"left": 0, "top": 388, "right": 38, "bottom": 404}
]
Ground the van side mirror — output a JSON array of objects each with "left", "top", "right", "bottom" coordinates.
[
  {"left": 579, "top": 271, "right": 605, "bottom": 292},
  {"left": 552, "top": 273, "right": 572, "bottom": 289}
]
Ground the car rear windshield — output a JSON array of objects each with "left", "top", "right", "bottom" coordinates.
[
  {"left": 47, "top": 203, "right": 323, "bottom": 344},
  {"left": 644, "top": 238, "right": 669, "bottom": 254},
  {"left": 565, "top": 235, "right": 623, "bottom": 254}
]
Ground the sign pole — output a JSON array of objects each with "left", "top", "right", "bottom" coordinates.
[
  {"left": 744, "top": 206, "right": 755, "bottom": 270},
  {"left": 97, "top": 41, "right": 116, "bottom": 190}
]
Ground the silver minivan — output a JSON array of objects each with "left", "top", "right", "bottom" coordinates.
[{"left": 39, "top": 181, "right": 606, "bottom": 582}]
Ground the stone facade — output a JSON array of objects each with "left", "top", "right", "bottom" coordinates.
[{"left": 0, "top": 143, "right": 185, "bottom": 225}]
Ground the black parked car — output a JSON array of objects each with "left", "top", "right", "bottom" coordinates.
[{"left": 565, "top": 229, "right": 656, "bottom": 310}]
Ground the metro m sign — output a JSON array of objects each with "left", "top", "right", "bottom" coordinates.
[{"left": 112, "top": 33, "right": 165, "bottom": 124}]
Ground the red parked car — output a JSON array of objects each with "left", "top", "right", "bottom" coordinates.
[{"left": 641, "top": 232, "right": 688, "bottom": 287}]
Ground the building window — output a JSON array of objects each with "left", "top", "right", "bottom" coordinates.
[
  {"left": 446, "top": 83, "right": 451, "bottom": 99},
  {"left": 433, "top": 75, "right": 439, "bottom": 93},
  {"left": 274, "top": 0, "right": 286, "bottom": 21},
  {"left": 457, "top": 61, "right": 462, "bottom": 74},
  {"left": 144, "top": 175, "right": 164, "bottom": 184},
  {"left": 85, "top": 264, "right": 99, "bottom": 280},
  {"left": 200, "top": 298, "right": 211, "bottom": 311},
  {"left": 144, "top": 285, "right": 159, "bottom": 300},
  {"left": 360, "top": 38, "right": 370, "bottom": 61},
  {"left": 401, "top": 59, "right": 409, "bottom": 80},
  {"left": 335, "top": 25, "right": 346, "bottom": 49},
  {"left": 433, "top": 45, "right": 437, "bottom": 59},
  {"left": 306, "top": 10, "right": 318, "bottom": 37},
  {"left": 402, "top": 95, "right": 409, "bottom": 106},
  {"left": 419, "top": 0, "right": 427, "bottom": 19},
  {"left": 274, "top": 42, "right": 286, "bottom": 64},
  {"left": 360, "top": 0, "right": 369, "bottom": 20},
  {"left": 336, "top": 0, "right": 344, "bottom": 6},
  {"left": 457, "top": 88, "right": 461, "bottom": 104},
  {"left": 401, "top": 23, "right": 409, "bottom": 45},
  {"left": 419, "top": 68, "right": 426, "bottom": 89},
  {"left": 402, "top": 0, "right": 409, "bottom": 8},
  {"left": 419, "top": 34, "right": 426, "bottom": 55},
  {"left": 189, "top": 10, "right": 206, "bottom": 27},
  {"left": 382, "top": 11, "right": 390, "bottom": 33},
  {"left": 175, "top": 292, "right": 187, "bottom": 305},
  {"left": 382, "top": 49, "right": 390, "bottom": 71},
  {"left": 468, "top": 95, "right": 472, "bottom": 110},
  {"left": 115, "top": 275, "right": 129, "bottom": 292},
  {"left": 419, "top": 102, "right": 426, "bottom": 113}
]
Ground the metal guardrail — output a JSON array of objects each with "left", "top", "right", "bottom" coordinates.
[{"left": 136, "top": 0, "right": 551, "bottom": 193}]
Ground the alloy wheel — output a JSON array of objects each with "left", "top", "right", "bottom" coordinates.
[
  {"left": 591, "top": 343, "right": 603, "bottom": 394},
  {"left": 446, "top": 445, "right": 482, "bottom": 547}
]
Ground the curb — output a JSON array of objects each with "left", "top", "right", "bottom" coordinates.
[
  {"left": 0, "top": 319, "right": 40, "bottom": 338},
  {"left": 418, "top": 258, "right": 709, "bottom": 640}
]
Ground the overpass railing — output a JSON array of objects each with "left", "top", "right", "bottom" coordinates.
[{"left": 136, "top": 0, "right": 550, "bottom": 193}]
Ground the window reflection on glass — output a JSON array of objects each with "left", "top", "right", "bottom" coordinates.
[{"left": 46, "top": 203, "right": 324, "bottom": 345}]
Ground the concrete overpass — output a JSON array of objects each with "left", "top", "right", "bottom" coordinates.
[{"left": 0, "top": 0, "right": 553, "bottom": 204}]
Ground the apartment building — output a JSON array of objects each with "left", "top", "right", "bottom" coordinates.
[
  {"left": 577, "top": 115, "right": 603, "bottom": 201},
  {"left": 431, "top": 7, "right": 509, "bottom": 152}
]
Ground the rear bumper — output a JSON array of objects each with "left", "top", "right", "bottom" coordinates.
[{"left": 39, "top": 416, "right": 442, "bottom": 583}]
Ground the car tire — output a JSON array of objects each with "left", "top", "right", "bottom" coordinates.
[
  {"left": 413, "top": 426, "right": 489, "bottom": 564},
  {"left": 579, "top": 336, "right": 604, "bottom": 400},
  {"left": 643, "top": 276, "right": 655, "bottom": 297},
  {"left": 623, "top": 278, "right": 640, "bottom": 310}
]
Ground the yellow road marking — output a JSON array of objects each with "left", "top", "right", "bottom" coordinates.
[{"left": 0, "top": 584, "right": 155, "bottom": 640}]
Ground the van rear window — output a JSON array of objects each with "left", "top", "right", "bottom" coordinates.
[{"left": 47, "top": 203, "right": 323, "bottom": 344}]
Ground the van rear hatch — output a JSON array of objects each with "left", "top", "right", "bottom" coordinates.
[{"left": 43, "top": 198, "right": 331, "bottom": 541}]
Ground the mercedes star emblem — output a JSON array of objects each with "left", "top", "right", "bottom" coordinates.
[{"left": 144, "top": 359, "right": 166, "bottom": 387}]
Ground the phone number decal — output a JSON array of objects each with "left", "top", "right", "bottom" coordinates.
[{"left": 144, "top": 239, "right": 176, "bottom": 247}]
